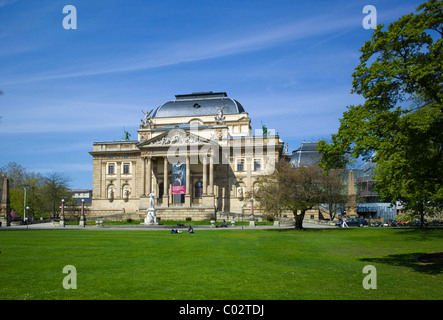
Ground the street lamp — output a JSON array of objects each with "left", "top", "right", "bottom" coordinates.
[
  {"left": 60, "top": 199, "right": 65, "bottom": 227},
  {"left": 23, "top": 185, "right": 29, "bottom": 222},
  {"left": 26, "top": 206, "right": 29, "bottom": 229},
  {"left": 241, "top": 204, "right": 244, "bottom": 229},
  {"left": 80, "top": 199, "right": 85, "bottom": 227},
  {"left": 250, "top": 197, "right": 255, "bottom": 227}
]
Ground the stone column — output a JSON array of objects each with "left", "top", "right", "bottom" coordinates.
[
  {"left": 116, "top": 162, "right": 121, "bottom": 198},
  {"left": 202, "top": 156, "right": 207, "bottom": 195},
  {"left": 141, "top": 157, "right": 146, "bottom": 196},
  {"left": 101, "top": 161, "right": 106, "bottom": 198},
  {"left": 209, "top": 155, "right": 214, "bottom": 195},
  {"left": 163, "top": 156, "right": 169, "bottom": 205},
  {"left": 346, "top": 170, "right": 357, "bottom": 217},
  {"left": 185, "top": 155, "right": 191, "bottom": 206},
  {"left": 131, "top": 160, "right": 136, "bottom": 198},
  {"left": 186, "top": 155, "right": 190, "bottom": 195},
  {"left": 146, "top": 157, "right": 152, "bottom": 195}
]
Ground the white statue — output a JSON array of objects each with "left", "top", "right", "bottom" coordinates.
[
  {"left": 141, "top": 109, "right": 153, "bottom": 127},
  {"left": 237, "top": 186, "right": 243, "bottom": 198},
  {"left": 215, "top": 105, "right": 226, "bottom": 124},
  {"left": 123, "top": 188, "right": 129, "bottom": 199},
  {"left": 108, "top": 187, "right": 114, "bottom": 199},
  {"left": 149, "top": 192, "right": 155, "bottom": 208}
]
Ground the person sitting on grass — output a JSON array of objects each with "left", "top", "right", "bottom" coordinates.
[
  {"left": 170, "top": 229, "right": 182, "bottom": 234},
  {"left": 187, "top": 225, "right": 194, "bottom": 234}
]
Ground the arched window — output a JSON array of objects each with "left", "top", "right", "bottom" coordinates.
[{"left": 195, "top": 181, "right": 203, "bottom": 198}]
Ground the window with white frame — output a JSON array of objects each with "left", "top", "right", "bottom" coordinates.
[
  {"left": 107, "top": 163, "right": 116, "bottom": 175},
  {"left": 254, "top": 159, "right": 261, "bottom": 171},
  {"left": 236, "top": 159, "right": 244, "bottom": 172},
  {"left": 122, "top": 163, "right": 130, "bottom": 174}
]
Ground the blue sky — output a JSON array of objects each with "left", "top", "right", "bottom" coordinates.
[{"left": 0, "top": 0, "right": 424, "bottom": 189}]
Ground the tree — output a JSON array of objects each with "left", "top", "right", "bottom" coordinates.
[
  {"left": 0, "top": 162, "right": 28, "bottom": 188},
  {"left": 254, "top": 162, "right": 324, "bottom": 230},
  {"left": 9, "top": 173, "right": 44, "bottom": 220},
  {"left": 318, "top": 0, "right": 443, "bottom": 225},
  {"left": 41, "top": 172, "right": 72, "bottom": 218},
  {"left": 320, "top": 169, "right": 348, "bottom": 221},
  {"left": 1, "top": 162, "right": 73, "bottom": 219},
  {"left": 251, "top": 172, "right": 285, "bottom": 221}
]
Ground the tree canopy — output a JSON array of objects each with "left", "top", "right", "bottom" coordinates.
[
  {"left": 1, "top": 162, "right": 73, "bottom": 219},
  {"left": 317, "top": 0, "right": 443, "bottom": 222}
]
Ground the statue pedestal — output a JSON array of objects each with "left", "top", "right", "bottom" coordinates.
[
  {"left": 79, "top": 216, "right": 86, "bottom": 227},
  {"left": 143, "top": 207, "right": 159, "bottom": 225},
  {"left": 0, "top": 217, "right": 10, "bottom": 227}
]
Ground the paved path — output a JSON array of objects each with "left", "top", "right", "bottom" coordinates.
[{"left": 1, "top": 221, "right": 336, "bottom": 230}]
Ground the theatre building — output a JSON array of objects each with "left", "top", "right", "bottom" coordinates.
[{"left": 89, "top": 92, "right": 286, "bottom": 221}]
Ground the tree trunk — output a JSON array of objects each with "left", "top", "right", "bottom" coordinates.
[{"left": 294, "top": 210, "right": 305, "bottom": 230}]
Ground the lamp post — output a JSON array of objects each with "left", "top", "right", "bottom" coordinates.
[
  {"left": 79, "top": 199, "right": 85, "bottom": 227},
  {"left": 60, "top": 199, "right": 65, "bottom": 227},
  {"left": 241, "top": 204, "right": 244, "bottom": 229},
  {"left": 23, "top": 185, "right": 28, "bottom": 223},
  {"left": 250, "top": 197, "right": 255, "bottom": 227},
  {"left": 26, "top": 206, "right": 29, "bottom": 229}
]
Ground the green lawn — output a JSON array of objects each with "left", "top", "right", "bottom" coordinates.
[{"left": 0, "top": 227, "right": 442, "bottom": 300}]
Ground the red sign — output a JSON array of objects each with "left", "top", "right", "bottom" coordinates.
[{"left": 172, "top": 185, "right": 186, "bottom": 195}]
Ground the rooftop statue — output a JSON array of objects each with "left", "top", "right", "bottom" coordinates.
[
  {"left": 122, "top": 127, "right": 131, "bottom": 141},
  {"left": 214, "top": 105, "right": 226, "bottom": 124},
  {"left": 261, "top": 122, "right": 267, "bottom": 136},
  {"left": 141, "top": 109, "right": 153, "bottom": 128}
]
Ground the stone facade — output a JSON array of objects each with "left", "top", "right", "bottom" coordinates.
[{"left": 89, "top": 92, "right": 285, "bottom": 221}]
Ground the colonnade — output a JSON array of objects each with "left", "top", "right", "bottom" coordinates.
[{"left": 141, "top": 154, "right": 215, "bottom": 206}]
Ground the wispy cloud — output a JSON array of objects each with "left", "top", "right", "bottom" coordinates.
[
  {"left": 0, "top": 3, "right": 418, "bottom": 86},
  {"left": 0, "top": 99, "right": 141, "bottom": 134},
  {"left": 0, "top": 9, "right": 363, "bottom": 86},
  {"left": 29, "top": 163, "right": 92, "bottom": 174},
  {"left": 0, "top": 0, "right": 19, "bottom": 8}
]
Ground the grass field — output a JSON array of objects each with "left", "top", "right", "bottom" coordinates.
[{"left": 0, "top": 227, "right": 442, "bottom": 300}]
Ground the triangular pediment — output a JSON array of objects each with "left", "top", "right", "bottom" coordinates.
[{"left": 137, "top": 128, "right": 214, "bottom": 148}]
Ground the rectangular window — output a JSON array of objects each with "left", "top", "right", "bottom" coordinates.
[
  {"left": 237, "top": 160, "right": 244, "bottom": 172},
  {"left": 123, "top": 164, "right": 130, "bottom": 174},
  {"left": 108, "top": 164, "right": 115, "bottom": 175},
  {"left": 254, "top": 160, "right": 261, "bottom": 171}
]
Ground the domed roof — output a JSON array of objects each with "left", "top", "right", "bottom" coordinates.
[
  {"left": 290, "top": 142, "right": 322, "bottom": 167},
  {"left": 152, "top": 92, "right": 246, "bottom": 118}
]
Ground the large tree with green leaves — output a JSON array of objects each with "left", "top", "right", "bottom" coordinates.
[{"left": 318, "top": 0, "right": 443, "bottom": 224}]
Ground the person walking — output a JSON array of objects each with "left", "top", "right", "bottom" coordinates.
[{"left": 342, "top": 216, "right": 349, "bottom": 228}]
